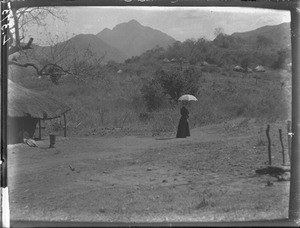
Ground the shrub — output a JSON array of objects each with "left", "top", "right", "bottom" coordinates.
[
  {"left": 141, "top": 79, "right": 164, "bottom": 112},
  {"left": 240, "top": 57, "right": 249, "bottom": 70},
  {"left": 272, "top": 48, "right": 289, "bottom": 69},
  {"left": 157, "top": 66, "right": 201, "bottom": 101}
]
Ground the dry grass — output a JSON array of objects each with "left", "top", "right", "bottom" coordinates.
[{"left": 20, "top": 67, "right": 291, "bottom": 138}]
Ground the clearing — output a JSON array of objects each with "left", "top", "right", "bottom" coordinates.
[{"left": 8, "top": 118, "right": 290, "bottom": 223}]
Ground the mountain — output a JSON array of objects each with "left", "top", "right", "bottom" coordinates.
[
  {"left": 231, "top": 22, "right": 291, "bottom": 48},
  {"left": 55, "top": 34, "right": 127, "bottom": 63},
  {"left": 97, "top": 19, "right": 176, "bottom": 58},
  {"left": 22, "top": 34, "right": 127, "bottom": 66}
]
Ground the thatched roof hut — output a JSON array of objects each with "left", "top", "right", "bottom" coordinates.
[
  {"left": 254, "top": 65, "right": 266, "bottom": 72},
  {"left": 8, "top": 79, "right": 70, "bottom": 119},
  {"left": 201, "top": 61, "right": 209, "bottom": 66},
  {"left": 233, "top": 65, "right": 244, "bottom": 72},
  {"left": 6, "top": 79, "right": 71, "bottom": 144}
]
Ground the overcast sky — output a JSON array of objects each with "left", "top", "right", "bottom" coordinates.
[{"left": 29, "top": 6, "right": 290, "bottom": 45}]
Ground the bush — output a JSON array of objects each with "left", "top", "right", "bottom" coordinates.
[
  {"left": 157, "top": 66, "right": 201, "bottom": 101},
  {"left": 141, "top": 79, "right": 164, "bottom": 111},
  {"left": 272, "top": 48, "right": 289, "bottom": 69},
  {"left": 240, "top": 57, "right": 249, "bottom": 70}
]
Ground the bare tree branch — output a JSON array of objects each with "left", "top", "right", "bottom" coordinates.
[
  {"left": 8, "top": 6, "right": 105, "bottom": 85},
  {"left": 9, "top": 7, "right": 67, "bottom": 54},
  {"left": 8, "top": 38, "right": 33, "bottom": 55},
  {"left": 8, "top": 60, "right": 73, "bottom": 76},
  {"left": 8, "top": 61, "right": 42, "bottom": 74}
]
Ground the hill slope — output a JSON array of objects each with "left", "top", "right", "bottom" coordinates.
[
  {"left": 22, "top": 34, "right": 127, "bottom": 65},
  {"left": 231, "top": 22, "right": 291, "bottom": 48},
  {"left": 97, "top": 19, "right": 176, "bottom": 58},
  {"left": 54, "top": 34, "right": 127, "bottom": 63}
]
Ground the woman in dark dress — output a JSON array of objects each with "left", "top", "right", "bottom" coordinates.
[{"left": 176, "top": 102, "right": 190, "bottom": 138}]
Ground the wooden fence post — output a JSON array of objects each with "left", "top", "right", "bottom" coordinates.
[
  {"left": 279, "top": 129, "right": 285, "bottom": 166},
  {"left": 21, "top": 120, "right": 24, "bottom": 142},
  {"left": 63, "top": 114, "right": 67, "bottom": 137},
  {"left": 38, "top": 119, "right": 42, "bottom": 140},
  {"left": 266, "top": 124, "right": 272, "bottom": 166},
  {"left": 287, "top": 120, "right": 291, "bottom": 163}
]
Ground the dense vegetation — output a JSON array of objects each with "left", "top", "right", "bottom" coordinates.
[{"left": 11, "top": 33, "right": 291, "bottom": 137}]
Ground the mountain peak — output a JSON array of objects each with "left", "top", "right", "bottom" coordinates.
[
  {"left": 127, "top": 19, "right": 141, "bottom": 26},
  {"left": 97, "top": 20, "right": 176, "bottom": 58},
  {"left": 102, "top": 28, "right": 111, "bottom": 32},
  {"left": 97, "top": 27, "right": 112, "bottom": 38},
  {"left": 115, "top": 19, "right": 142, "bottom": 29}
]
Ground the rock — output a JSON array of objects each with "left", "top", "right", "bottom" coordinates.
[
  {"left": 256, "top": 166, "right": 286, "bottom": 176},
  {"left": 99, "top": 208, "right": 106, "bottom": 213},
  {"left": 277, "top": 172, "right": 290, "bottom": 181},
  {"left": 147, "top": 168, "right": 152, "bottom": 171},
  {"left": 280, "top": 165, "right": 291, "bottom": 172},
  {"left": 196, "top": 197, "right": 209, "bottom": 209},
  {"left": 69, "top": 165, "right": 75, "bottom": 171},
  {"left": 162, "top": 180, "right": 167, "bottom": 183}
]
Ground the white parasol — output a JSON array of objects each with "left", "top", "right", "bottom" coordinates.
[{"left": 178, "top": 94, "right": 198, "bottom": 101}]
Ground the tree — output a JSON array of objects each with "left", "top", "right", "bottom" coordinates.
[
  {"left": 214, "top": 27, "right": 224, "bottom": 38},
  {"left": 181, "top": 39, "right": 196, "bottom": 63},
  {"left": 157, "top": 66, "right": 201, "bottom": 101},
  {"left": 165, "top": 41, "right": 182, "bottom": 60},
  {"left": 256, "top": 35, "right": 274, "bottom": 49},
  {"left": 7, "top": 3, "right": 105, "bottom": 85},
  {"left": 272, "top": 48, "right": 289, "bottom": 69},
  {"left": 141, "top": 78, "right": 164, "bottom": 112},
  {"left": 7, "top": 4, "right": 72, "bottom": 81},
  {"left": 213, "top": 33, "right": 230, "bottom": 49},
  {"left": 140, "top": 66, "right": 201, "bottom": 111},
  {"left": 240, "top": 57, "right": 249, "bottom": 71},
  {"left": 158, "top": 68, "right": 184, "bottom": 100}
]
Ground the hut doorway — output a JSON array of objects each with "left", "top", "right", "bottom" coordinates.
[{"left": 7, "top": 116, "right": 39, "bottom": 144}]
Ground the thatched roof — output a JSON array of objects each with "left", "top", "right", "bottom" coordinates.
[
  {"left": 7, "top": 80, "right": 70, "bottom": 119},
  {"left": 254, "top": 65, "right": 265, "bottom": 72},
  {"left": 233, "top": 65, "right": 244, "bottom": 71},
  {"left": 201, "top": 61, "right": 209, "bottom": 66}
]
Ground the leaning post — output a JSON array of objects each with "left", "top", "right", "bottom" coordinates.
[
  {"left": 63, "top": 113, "right": 67, "bottom": 137},
  {"left": 287, "top": 120, "right": 292, "bottom": 163},
  {"left": 279, "top": 129, "right": 285, "bottom": 166},
  {"left": 266, "top": 124, "right": 271, "bottom": 166},
  {"left": 38, "top": 119, "right": 42, "bottom": 140}
]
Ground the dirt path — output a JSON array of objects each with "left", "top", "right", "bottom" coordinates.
[{"left": 8, "top": 118, "right": 290, "bottom": 223}]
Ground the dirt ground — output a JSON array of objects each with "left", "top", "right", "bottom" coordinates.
[{"left": 7, "top": 118, "right": 290, "bottom": 224}]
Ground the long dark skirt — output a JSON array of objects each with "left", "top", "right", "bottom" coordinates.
[{"left": 176, "top": 117, "right": 190, "bottom": 138}]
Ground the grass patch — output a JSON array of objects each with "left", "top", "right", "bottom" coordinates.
[{"left": 26, "top": 67, "right": 291, "bottom": 137}]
